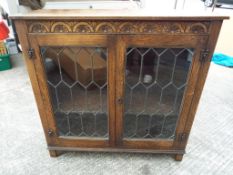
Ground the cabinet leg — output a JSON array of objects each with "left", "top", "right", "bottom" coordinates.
[
  {"left": 49, "top": 150, "right": 62, "bottom": 157},
  {"left": 174, "top": 154, "right": 184, "bottom": 161}
]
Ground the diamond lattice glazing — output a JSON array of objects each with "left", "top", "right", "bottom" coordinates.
[
  {"left": 41, "top": 47, "right": 108, "bottom": 138},
  {"left": 123, "top": 48, "right": 194, "bottom": 139}
]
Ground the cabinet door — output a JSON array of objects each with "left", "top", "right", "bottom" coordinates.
[
  {"left": 30, "top": 35, "right": 116, "bottom": 148},
  {"left": 116, "top": 35, "right": 206, "bottom": 150}
]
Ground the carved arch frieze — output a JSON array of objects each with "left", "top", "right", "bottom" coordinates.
[{"left": 28, "top": 21, "right": 210, "bottom": 35}]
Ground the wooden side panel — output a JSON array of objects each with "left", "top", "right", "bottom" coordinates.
[
  {"left": 174, "top": 21, "right": 223, "bottom": 149},
  {"left": 14, "top": 20, "right": 53, "bottom": 145},
  {"left": 172, "top": 37, "right": 207, "bottom": 148}
]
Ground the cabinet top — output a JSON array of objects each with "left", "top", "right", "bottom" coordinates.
[{"left": 10, "top": 9, "right": 229, "bottom": 21}]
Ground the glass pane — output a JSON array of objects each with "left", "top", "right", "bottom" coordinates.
[
  {"left": 41, "top": 47, "right": 108, "bottom": 138},
  {"left": 124, "top": 47, "right": 194, "bottom": 139}
]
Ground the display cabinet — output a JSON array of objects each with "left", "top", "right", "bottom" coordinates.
[{"left": 11, "top": 9, "right": 228, "bottom": 161}]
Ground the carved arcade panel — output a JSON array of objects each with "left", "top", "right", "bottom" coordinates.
[{"left": 27, "top": 21, "right": 210, "bottom": 35}]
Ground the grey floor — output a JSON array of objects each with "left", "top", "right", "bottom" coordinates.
[{"left": 0, "top": 54, "right": 233, "bottom": 175}]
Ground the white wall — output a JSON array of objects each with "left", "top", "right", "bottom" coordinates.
[
  {"left": 1, "top": 0, "right": 193, "bottom": 14},
  {"left": 0, "top": 0, "right": 9, "bottom": 13},
  {"left": 0, "top": 0, "right": 31, "bottom": 15}
]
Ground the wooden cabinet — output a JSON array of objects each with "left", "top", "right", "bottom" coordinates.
[{"left": 12, "top": 9, "right": 228, "bottom": 161}]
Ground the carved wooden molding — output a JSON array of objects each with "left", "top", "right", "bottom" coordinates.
[{"left": 27, "top": 21, "right": 210, "bottom": 34}]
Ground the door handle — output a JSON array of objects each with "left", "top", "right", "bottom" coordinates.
[
  {"left": 28, "top": 48, "right": 35, "bottom": 59},
  {"left": 117, "top": 98, "right": 124, "bottom": 105}
]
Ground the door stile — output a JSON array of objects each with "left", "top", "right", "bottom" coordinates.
[
  {"left": 115, "top": 36, "right": 127, "bottom": 146},
  {"left": 172, "top": 38, "right": 206, "bottom": 149},
  {"left": 174, "top": 22, "right": 222, "bottom": 149},
  {"left": 29, "top": 35, "right": 59, "bottom": 146},
  {"left": 107, "top": 35, "right": 117, "bottom": 147},
  {"left": 14, "top": 21, "right": 54, "bottom": 146}
]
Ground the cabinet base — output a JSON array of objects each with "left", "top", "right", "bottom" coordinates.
[
  {"left": 49, "top": 150, "right": 63, "bottom": 157},
  {"left": 48, "top": 146, "right": 185, "bottom": 160},
  {"left": 174, "top": 154, "right": 184, "bottom": 161}
]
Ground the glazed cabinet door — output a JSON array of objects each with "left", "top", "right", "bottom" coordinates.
[
  {"left": 116, "top": 35, "right": 207, "bottom": 150},
  {"left": 29, "top": 34, "right": 116, "bottom": 148}
]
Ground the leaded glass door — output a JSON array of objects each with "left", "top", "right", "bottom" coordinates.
[
  {"left": 116, "top": 35, "right": 204, "bottom": 149},
  {"left": 30, "top": 35, "right": 116, "bottom": 148}
]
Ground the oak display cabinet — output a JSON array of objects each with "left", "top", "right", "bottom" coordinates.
[{"left": 11, "top": 10, "right": 228, "bottom": 161}]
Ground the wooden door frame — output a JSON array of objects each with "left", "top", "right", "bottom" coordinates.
[
  {"left": 29, "top": 34, "right": 116, "bottom": 148},
  {"left": 173, "top": 21, "right": 223, "bottom": 150},
  {"left": 115, "top": 34, "right": 207, "bottom": 150}
]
